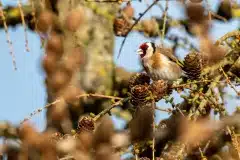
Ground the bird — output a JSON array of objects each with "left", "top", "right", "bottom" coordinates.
[{"left": 137, "top": 42, "right": 183, "bottom": 81}]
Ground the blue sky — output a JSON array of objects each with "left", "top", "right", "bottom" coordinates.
[{"left": 0, "top": 0, "right": 239, "bottom": 133}]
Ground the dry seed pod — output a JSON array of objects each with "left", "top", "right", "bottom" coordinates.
[
  {"left": 45, "top": 49, "right": 63, "bottom": 60},
  {"left": 95, "top": 144, "right": 120, "bottom": 160},
  {"left": 64, "top": 47, "right": 84, "bottom": 72},
  {"left": 77, "top": 116, "right": 95, "bottom": 133},
  {"left": 42, "top": 54, "right": 57, "bottom": 75},
  {"left": 61, "top": 85, "right": 82, "bottom": 104},
  {"left": 76, "top": 131, "right": 93, "bottom": 152},
  {"left": 92, "top": 117, "right": 114, "bottom": 149},
  {"left": 48, "top": 68, "right": 72, "bottom": 91},
  {"left": 122, "top": 2, "right": 134, "bottom": 19},
  {"left": 129, "top": 73, "right": 151, "bottom": 89},
  {"left": 129, "top": 102, "right": 154, "bottom": 142},
  {"left": 186, "top": 3, "right": 206, "bottom": 24},
  {"left": 46, "top": 32, "right": 64, "bottom": 54},
  {"left": 50, "top": 100, "right": 68, "bottom": 122},
  {"left": 130, "top": 84, "right": 151, "bottom": 106},
  {"left": 113, "top": 17, "right": 131, "bottom": 37},
  {"left": 200, "top": 43, "right": 226, "bottom": 65},
  {"left": 183, "top": 51, "right": 202, "bottom": 80},
  {"left": 19, "top": 123, "right": 47, "bottom": 147},
  {"left": 150, "top": 80, "right": 168, "bottom": 101},
  {"left": 36, "top": 10, "right": 54, "bottom": 33},
  {"left": 65, "top": 8, "right": 84, "bottom": 32},
  {"left": 141, "top": 18, "right": 159, "bottom": 37}
]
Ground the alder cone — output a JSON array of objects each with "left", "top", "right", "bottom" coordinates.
[
  {"left": 186, "top": 3, "right": 206, "bottom": 24},
  {"left": 150, "top": 80, "right": 168, "bottom": 101},
  {"left": 122, "top": 2, "right": 134, "bottom": 19},
  {"left": 61, "top": 86, "right": 82, "bottom": 104},
  {"left": 141, "top": 18, "right": 159, "bottom": 37},
  {"left": 42, "top": 54, "right": 57, "bottom": 75},
  {"left": 130, "top": 84, "right": 151, "bottom": 106},
  {"left": 46, "top": 32, "right": 64, "bottom": 54},
  {"left": 65, "top": 8, "right": 84, "bottom": 32},
  {"left": 36, "top": 10, "right": 54, "bottom": 33},
  {"left": 183, "top": 52, "right": 203, "bottom": 80},
  {"left": 129, "top": 73, "right": 151, "bottom": 89},
  {"left": 77, "top": 117, "right": 95, "bottom": 133},
  {"left": 64, "top": 47, "right": 84, "bottom": 72},
  {"left": 45, "top": 49, "right": 62, "bottom": 60},
  {"left": 48, "top": 68, "right": 72, "bottom": 91},
  {"left": 76, "top": 131, "right": 93, "bottom": 152},
  {"left": 113, "top": 17, "right": 131, "bottom": 37}
]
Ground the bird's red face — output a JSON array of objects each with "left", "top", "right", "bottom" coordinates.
[
  {"left": 137, "top": 42, "right": 156, "bottom": 59},
  {"left": 137, "top": 43, "right": 149, "bottom": 58}
]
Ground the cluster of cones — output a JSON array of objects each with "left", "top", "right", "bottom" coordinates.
[{"left": 128, "top": 73, "right": 170, "bottom": 105}]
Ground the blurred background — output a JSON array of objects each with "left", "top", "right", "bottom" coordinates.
[{"left": 0, "top": 0, "right": 239, "bottom": 133}]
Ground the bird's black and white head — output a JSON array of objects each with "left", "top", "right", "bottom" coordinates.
[{"left": 137, "top": 42, "right": 156, "bottom": 59}]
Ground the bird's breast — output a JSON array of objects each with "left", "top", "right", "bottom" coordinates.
[{"left": 142, "top": 58, "right": 182, "bottom": 81}]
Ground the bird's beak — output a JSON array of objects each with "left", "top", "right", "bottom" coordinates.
[{"left": 137, "top": 49, "right": 143, "bottom": 55}]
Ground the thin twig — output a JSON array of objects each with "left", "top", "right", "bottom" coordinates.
[
  {"left": 0, "top": 1, "right": 17, "bottom": 70},
  {"left": 135, "top": 154, "right": 139, "bottom": 160},
  {"left": 117, "top": 0, "right": 159, "bottom": 59},
  {"left": 171, "top": 80, "right": 216, "bottom": 89},
  {"left": 21, "top": 99, "right": 62, "bottom": 124},
  {"left": 152, "top": 104, "right": 155, "bottom": 160},
  {"left": 76, "top": 93, "right": 122, "bottom": 100},
  {"left": 203, "top": 140, "right": 210, "bottom": 154},
  {"left": 59, "top": 155, "right": 74, "bottom": 160},
  {"left": 215, "top": 30, "right": 240, "bottom": 45},
  {"left": 40, "top": 0, "right": 45, "bottom": 9},
  {"left": 210, "top": 11, "right": 227, "bottom": 22},
  {"left": 93, "top": 97, "right": 130, "bottom": 121},
  {"left": 199, "top": 147, "right": 205, "bottom": 159},
  {"left": 219, "top": 67, "right": 239, "bottom": 95},
  {"left": 18, "top": 0, "right": 30, "bottom": 52},
  {"left": 155, "top": 106, "right": 172, "bottom": 113},
  {"left": 176, "top": 106, "right": 185, "bottom": 117},
  {"left": 21, "top": 93, "right": 124, "bottom": 124},
  {"left": 227, "top": 126, "right": 240, "bottom": 159},
  {"left": 161, "top": 0, "right": 168, "bottom": 43}
]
